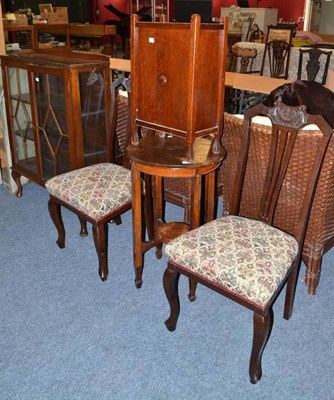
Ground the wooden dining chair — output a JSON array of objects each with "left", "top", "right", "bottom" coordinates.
[
  {"left": 163, "top": 100, "right": 333, "bottom": 383},
  {"left": 297, "top": 48, "right": 332, "bottom": 85},
  {"left": 260, "top": 40, "right": 291, "bottom": 79},
  {"left": 45, "top": 75, "right": 133, "bottom": 281},
  {"left": 226, "top": 46, "right": 261, "bottom": 114}
]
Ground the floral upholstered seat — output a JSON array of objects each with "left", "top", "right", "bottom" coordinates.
[
  {"left": 45, "top": 163, "right": 132, "bottom": 222},
  {"left": 165, "top": 215, "right": 299, "bottom": 308}
]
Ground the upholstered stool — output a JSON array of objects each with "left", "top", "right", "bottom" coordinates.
[{"left": 45, "top": 163, "right": 132, "bottom": 280}]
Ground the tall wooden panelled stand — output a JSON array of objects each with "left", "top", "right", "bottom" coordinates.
[
  {"left": 0, "top": 50, "right": 112, "bottom": 196},
  {"left": 127, "top": 14, "right": 228, "bottom": 293}
]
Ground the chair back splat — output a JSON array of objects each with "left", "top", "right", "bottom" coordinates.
[
  {"left": 297, "top": 48, "right": 332, "bottom": 85},
  {"left": 231, "top": 101, "right": 333, "bottom": 244},
  {"left": 163, "top": 99, "right": 333, "bottom": 383}
]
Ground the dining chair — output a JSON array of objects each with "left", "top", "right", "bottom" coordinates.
[
  {"left": 163, "top": 100, "right": 333, "bottom": 383},
  {"left": 45, "top": 74, "right": 133, "bottom": 281},
  {"left": 260, "top": 40, "right": 291, "bottom": 79},
  {"left": 226, "top": 45, "right": 260, "bottom": 114},
  {"left": 297, "top": 48, "right": 332, "bottom": 85}
]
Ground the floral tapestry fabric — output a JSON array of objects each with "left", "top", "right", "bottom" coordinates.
[
  {"left": 45, "top": 163, "right": 132, "bottom": 221},
  {"left": 165, "top": 215, "right": 299, "bottom": 307}
]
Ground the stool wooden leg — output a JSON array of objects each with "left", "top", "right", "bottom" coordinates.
[
  {"left": 92, "top": 223, "right": 108, "bottom": 281},
  {"left": 48, "top": 198, "right": 65, "bottom": 249},
  {"left": 78, "top": 216, "right": 88, "bottom": 237}
]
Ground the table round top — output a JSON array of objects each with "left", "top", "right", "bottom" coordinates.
[{"left": 126, "top": 135, "right": 226, "bottom": 170}]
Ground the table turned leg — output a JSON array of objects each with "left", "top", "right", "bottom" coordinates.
[
  {"left": 205, "top": 170, "right": 216, "bottom": 223},
  {"left": 132, "top": 164, "right": 144, "bottom": 288},
  {"left": 153, "top": 175, "right": 163, "bottom": 259},
  {"left": 188, "top": 172, "right": 202, "bottom": 302}
]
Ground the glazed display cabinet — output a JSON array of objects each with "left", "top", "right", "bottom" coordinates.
[{"left": 0, "top": 50, "right": 112, "bottom": 196}]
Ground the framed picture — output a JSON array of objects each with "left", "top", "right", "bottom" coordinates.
[{"left": 38, "top": 4, "right": 53, "bottom": 14}]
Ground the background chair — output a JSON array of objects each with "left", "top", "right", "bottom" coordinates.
[
  {"left": 45, "top": 75, "right": 132, "bottom": 281},
  {"left": 297, "top": 48, "right": 332, "bottom": 85},
  {"left": 226, "top": 46, "right": 261, "bottom": 114},
  {"left": 260, "top": 26, "right": 293, "bottom": 79},
  {"left": 163, "top": 101, "right": 333, "bottom": 383},
  {"left": 260, "top": 40, "right": 291, "bottom": 79}
]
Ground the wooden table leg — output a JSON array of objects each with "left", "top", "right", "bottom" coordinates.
[
  {"left": 132, "top": 163, "right": 144, "bottom": 288},
  {"left": 188, "top": 171, "right": 202, "bottom": 302},
  {"left": 205, "top": 170, "right": 216, "bottom": 223},
  {"left": 154, "top": 175, "right": 163, "bottom": 259}
]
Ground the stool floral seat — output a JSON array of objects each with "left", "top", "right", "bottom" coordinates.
[
  {"left": 45, "top": 163, "right": 132, "bottom": 281},
  {"left": 46, "top": 164, "right": 131, "bottom": 221}
]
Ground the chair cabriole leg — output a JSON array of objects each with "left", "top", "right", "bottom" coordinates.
[
  {"left": 78, "top": 216, "right": 88, "bottom": 237},
  {"left": 283, "top": 261, "right": 300, "bottom": 320},
  {"left": 249, "top": 308, "right": 273, "bottom": 384},
  {"left": 92, "top": 223, "right": 108, "bottom": 281},
  {"left": 48, "top": 198, "right": 65, "bottom": 249},
  {"left": 163, "top": 263, "right": 181, "bottom": 331}
]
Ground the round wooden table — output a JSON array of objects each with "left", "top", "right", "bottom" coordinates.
[{"left": 127, "top": 134, "right": 226, "bottom": 293}]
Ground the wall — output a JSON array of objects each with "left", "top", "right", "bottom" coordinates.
[
  {"left": 94, "top": 0, "right": 130, "bottom": 24},
  {"left": 92, "top": 0, "right": 305, "bottom": 23},
  {"left": 319, "top": 0, "right": 334, "bottom": 34},
  {"left": 0, "top": 0, "right": 308, "bottom": 28}
]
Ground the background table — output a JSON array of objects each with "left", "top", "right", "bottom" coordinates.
[{"left": 233, "top": 41, "right": 334, "bottom": 84}]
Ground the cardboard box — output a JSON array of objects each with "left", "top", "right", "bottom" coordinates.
[
  {"left": 2, "top": 13, "right": 28, "bottom": 26},
  {"left": 40, "top": 7, "right": 68, "bottom": 24}
]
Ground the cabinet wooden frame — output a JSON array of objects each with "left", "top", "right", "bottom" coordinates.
[
  {"left": 130, "top": 14, "right": 228, "bottom": 160},
  {"left": 0, "top": 50, "right": 112, "bottom": 196}
]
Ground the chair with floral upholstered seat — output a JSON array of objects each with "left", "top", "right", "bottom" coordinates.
[
  {"left": 45, "top": 75, "right": 133, "bottom": 281},
  {"left": 162, "top": 100, "right": 333, "bottom": 383}
]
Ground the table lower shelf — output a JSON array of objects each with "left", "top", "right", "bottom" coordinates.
[{"left": 155, "top": 221, "right": 190, "bottom": 244}]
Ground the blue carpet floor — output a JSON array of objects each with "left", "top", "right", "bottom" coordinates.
[{"left": 0, "top": 183, "right": 333, "bottom": 400}]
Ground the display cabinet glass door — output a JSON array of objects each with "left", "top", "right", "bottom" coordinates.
[
  {"left": 7, "top": 66, "right": 38, "bottom": 178},
  {"left": 32, "top": 67, "right": 109, "bottom": 181},
  {"left": 32, "top": 70, "right": 70, "bottom": 180},
  {"left": 78, "top": 69, "right": 109, "bottom": 166}
]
